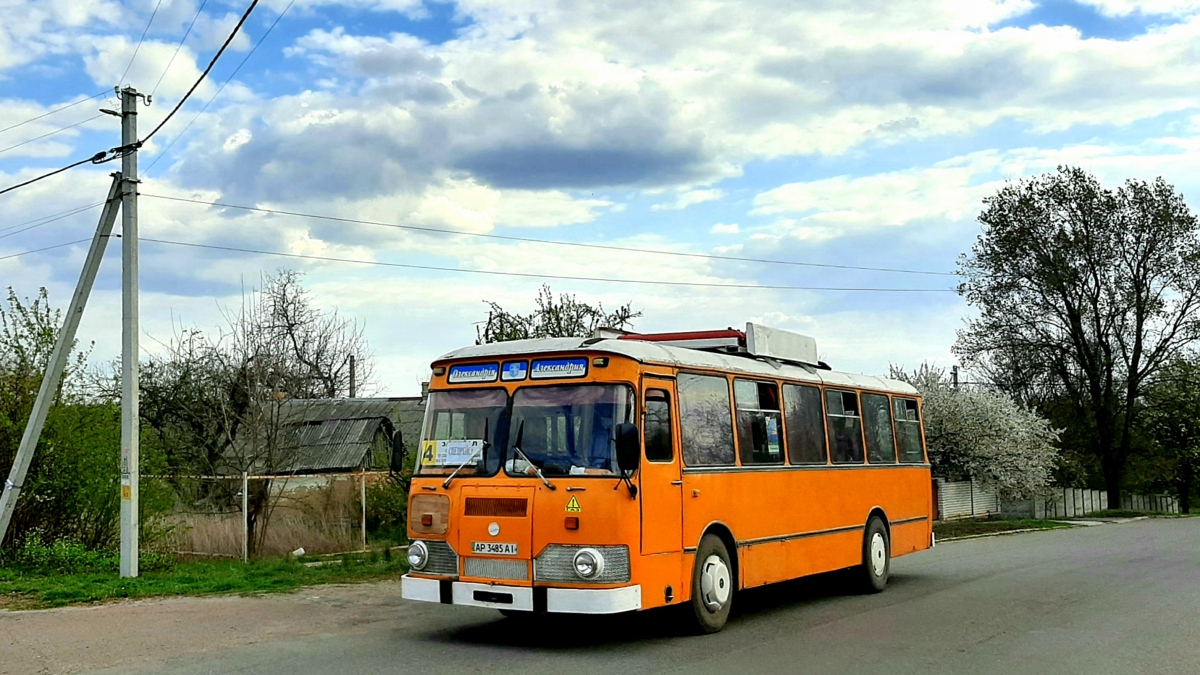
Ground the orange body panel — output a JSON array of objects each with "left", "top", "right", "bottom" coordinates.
[{"left": 408, "top": 351, "right": 933, "bottom": 612}]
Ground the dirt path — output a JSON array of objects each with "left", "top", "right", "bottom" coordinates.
[{"left": 0, "top": 581, "right": 405, "bottom": 675}]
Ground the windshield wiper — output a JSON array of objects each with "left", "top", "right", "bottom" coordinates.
[
  {"left": 511, "top": 420, "right": 555, "bottom": 491},
  {"left": 442, "top": 419, "right": 488, "bottom": 489}
]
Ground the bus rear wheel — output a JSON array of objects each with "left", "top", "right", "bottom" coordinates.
[
  {"left": 688, "top": 533, "right": 734, "bottom": 633},
  {"left": 856, "top": 516, "right": 890, "bottom": 593}
]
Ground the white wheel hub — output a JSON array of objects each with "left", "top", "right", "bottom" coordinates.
[
  {"left": 700, "top": 554, "right": 731, "bottom": 611},
  {"left": 870, "top": 531, "right": 887, "bottom": 577}
]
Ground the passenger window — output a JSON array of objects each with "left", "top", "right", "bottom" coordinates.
[
  {"left": 678, "top": 373, "right": 735, "bottom": 466},
  {"left": 783, "top": 384, "right": 827, "bottom": 464},
  {"left": 734, "top": 379, "right": 784, "bottom": 465},
  {"left": 644, "top": 389, "right": 674, "bottom": 462},
  {"left": 862, "top": 393, "right": 896, "bottom": 463},
  {"left": 825, "top": 389, "right": 864, "bottom": 464},
  {"left": 894, "top": 398, "right": 925, "bottom": 463}
]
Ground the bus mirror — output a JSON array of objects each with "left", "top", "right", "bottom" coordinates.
[
  {"left": 390, "top": 430, "right": 406, "bottom": 474},
  {"left": 615, "top": 423, "right": 640, "bottom": 473}
]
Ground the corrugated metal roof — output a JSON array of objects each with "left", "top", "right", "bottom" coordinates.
[{"left": 233, "top": 397, "right": 425, "bottom": 474}]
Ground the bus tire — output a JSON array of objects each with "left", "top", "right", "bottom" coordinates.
[
  {"left": 857, "top": 516, "right": 890, "bottom": 593},
  {"left": 688, "top": 533, "right": 734, "bottom": 633}
]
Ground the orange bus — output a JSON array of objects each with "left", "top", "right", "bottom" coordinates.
[{"left": 399, "top": 323, "right": 933, "bottom": 632}]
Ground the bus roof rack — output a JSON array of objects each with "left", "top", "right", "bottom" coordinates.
[{"left": 606, "top": 323, "right": 829, "bottom": 370}]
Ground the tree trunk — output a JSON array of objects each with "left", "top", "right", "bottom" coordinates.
[{"left": 1179, "top": 459, "right": 1194, "bottom": 515}]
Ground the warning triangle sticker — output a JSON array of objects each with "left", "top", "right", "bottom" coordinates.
[{"left": 565, "top": 496, "right": 582, "bottom": 513}]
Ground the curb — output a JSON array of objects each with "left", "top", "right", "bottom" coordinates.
[{"left": 937, "top": 525, "right": 1077, "bottom": 543}]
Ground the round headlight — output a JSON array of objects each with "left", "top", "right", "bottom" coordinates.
[
  {"left": 407, "top": 540, "right": 429, "bottom": 570},
  {"left": 573, "top": 547, "right": 605, "bottom": 580}
]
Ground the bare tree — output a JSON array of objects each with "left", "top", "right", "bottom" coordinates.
[
  {"left": 130, "top": 270, "right": 376, "bottom": 554},
  {"left": 476, "top": 285, "right": 641, "bottom": 343}
]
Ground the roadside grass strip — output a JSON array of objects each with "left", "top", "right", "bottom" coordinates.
[
  {"left": 934, "top": 518, "right": 1077, "bottom": 541},
  {"left": 0, "top": 554, "right": 407, "bottom": 610}
]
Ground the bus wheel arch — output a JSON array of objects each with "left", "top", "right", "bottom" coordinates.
[
  {"left": 866, "top": 507, "right": 891, "bottom": 540},
  {"left": 699, "top": 522, "right": 739, "bottom": 591}
]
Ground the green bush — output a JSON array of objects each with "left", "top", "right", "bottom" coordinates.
[
  {"left": 365, "top": 478, "right": 407, "bottom": 544},
  {"left": 8, "top": 531, "right": 173, "bottom": 575}
]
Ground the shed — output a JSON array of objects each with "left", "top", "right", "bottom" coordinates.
[{"left": 238, "top": 397, "right": 425, "bottom": 475}]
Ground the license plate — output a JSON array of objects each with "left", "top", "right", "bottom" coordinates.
[{"left": 472, "top": 541, "right": 518, "bottom": 556}]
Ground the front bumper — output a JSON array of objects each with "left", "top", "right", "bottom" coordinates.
[{"left": 401, "top": 575, "right": 642, "bottom": 614}]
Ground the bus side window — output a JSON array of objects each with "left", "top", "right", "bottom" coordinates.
[
  {"left": 894, "top": 398, "right": 925, "bottom": 463},
  {"left": 863, "top": 393, "right": 897, "bottom": 464},
  {"left": 825, "top": 389, "right": 864, "bottom": 464},
  {"left": 784, "top": 384, "right": 827, "bottom": 464},
  {"left": 645, "top": 389, "right": 674, "bottom": 462},
  {"left": 678, "top": 373, "right": 736, "bottom": 466},
  {"left": 734, "top": 379, "right": 784, "bottom": 464}
]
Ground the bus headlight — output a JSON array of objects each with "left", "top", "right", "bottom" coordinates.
[
  {"left": 408, "top": 540, "right": 429, "bottom": 571},
  {"left": 573, "top": 548, "right": 605, "bottom": 580}
]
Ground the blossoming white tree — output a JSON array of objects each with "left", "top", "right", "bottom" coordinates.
[{"left": 891, "top": 364, "right": 1061, "bottom": 500}]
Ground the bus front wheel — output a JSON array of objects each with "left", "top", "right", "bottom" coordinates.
[
  {"left": 857, "top": 516, "right": 890, "bottom": 593},
  {"left": 688, "top": 533, "right": 734, "bottom": 633}
]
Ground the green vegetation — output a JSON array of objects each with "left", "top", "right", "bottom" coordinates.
[
  {"left": 1066, "top": 509, "right": 1196, "bottom": 519},
  {"left": 0, "top": 537, "right": 406, "bottom": 610},
  {"left": 934, "top": 518, "right": 1075, "bottom": 540}
]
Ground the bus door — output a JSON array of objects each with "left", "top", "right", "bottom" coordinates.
[{"left": 640, "top": 377, "right": 683, "bottom": 555}]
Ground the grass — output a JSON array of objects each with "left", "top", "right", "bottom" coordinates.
[
  {"left": 1066, "top": 509, "right": 1196, "bottom": 519},
  {"left": 0, "top": 552, "right": 407, "bottom": 610},
  {"left": 934, "top": 517, "right": 1075, "bottom": 540}
]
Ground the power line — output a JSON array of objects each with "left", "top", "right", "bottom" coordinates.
[
  {"left": 118, "top": 0, "right": 167, "bottom": 86},
  {"left": 0, "top": 92, "right": 108, "bottom": 136},
  {"left": 141, "top": 0, "right": 262, "bottom": 144},
  {"left": 0, "top": 239, "right": 91, "bottom": 263},
  {"left": 145, "top": 0, "right": 294, "bottom": 174},
  {"left": 151, "top": 0, "right": 210, "bottom": 96},
  {"left": 0, "top": 202, "right": 104, "bottom": 235},
  {"left": 0, "top": 0, "right": 259, "bottom": 199},
  {"left": 0, "top": 114, "right": 104, "bottom": 156},
  {"left": 140, "top": 237, "right": 958, "bottom": 292},
  {"left": 0, "top": 152, "right": 110, "bottom": 198},
  {"left": 140, "top": 193, "right": 956, "bottom": 277},
  {"left": 0, "top": 203, "right": 102, "bottom": 241}
]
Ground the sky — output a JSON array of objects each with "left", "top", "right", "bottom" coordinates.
[{"left": 3, "top": 0, "right": 1200, "bottom": 396}]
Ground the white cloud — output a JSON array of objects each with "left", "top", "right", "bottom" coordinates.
[
  {"left": 710, "top": 222, "right": 740, "bottom": 234},
  {"left": 1077, "top": 0, "right": 1200, "bottom": 16},
  {"left": 651, "top": 188, "right": 726, "bottom": 211}
]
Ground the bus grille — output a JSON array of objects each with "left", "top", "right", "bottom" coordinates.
[
  {"left": 534, "top": 545, "right": 630, "bottom": 584},
  {"left": 420, "top": 540, "right": 458, "bottom": 577},
  {"left": 464, "top": 497, "right": 528, "bottom": 518},
  {"left": 463, "top": 557, "right": 529, "bottom": 581}
]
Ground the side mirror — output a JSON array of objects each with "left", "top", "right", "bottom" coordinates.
[
  {"left": 615, "top": 423, "right": 640, "bottom": 474},
  {"left": 390, "top": 429, "right": 407, "bottom": 474}
]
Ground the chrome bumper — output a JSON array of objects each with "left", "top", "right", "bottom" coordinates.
[{"left": 401, "top": 575, "right": 642, "bottom": 614}]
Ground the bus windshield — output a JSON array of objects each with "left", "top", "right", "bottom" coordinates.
[
  {"left": 415, "top": 389, "right": 507, "bottom": 477},
  {"left": 505, "top": 384, "right": 634, "bottom": 477}
]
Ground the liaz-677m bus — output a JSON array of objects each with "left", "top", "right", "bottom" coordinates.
[{"left": 399, "top": 323, "right": 933, "bottom": 633}]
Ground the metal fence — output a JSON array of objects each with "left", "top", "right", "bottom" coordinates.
[{"left": 936, "top": 479, "right": 1180, "bottom": 520}]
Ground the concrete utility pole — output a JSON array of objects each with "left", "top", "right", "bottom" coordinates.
[
  {"left": 119, "top": 86, "right": 143, "bottom": 578},
  {"left": 0, "top": 174, "right": 124, "bottom": 548}
]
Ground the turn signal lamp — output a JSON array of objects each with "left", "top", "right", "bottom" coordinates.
[
  {"left": 421, "top": 514, "right": 433, "bottom": 527},
  {"left": 565, "top": 516, "right": 579, "bottom": 530}
]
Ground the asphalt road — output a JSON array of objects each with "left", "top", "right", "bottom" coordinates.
[{"left": 99, "top": 518, "right": 1200, "bottom": 675}]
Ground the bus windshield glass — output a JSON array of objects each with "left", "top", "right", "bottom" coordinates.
[
  {"left": 416, "top": 389, "right": 507, "bottom": 477},
  {"left": 505, "top": 385, "right": 634, "bottom": 477}
]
